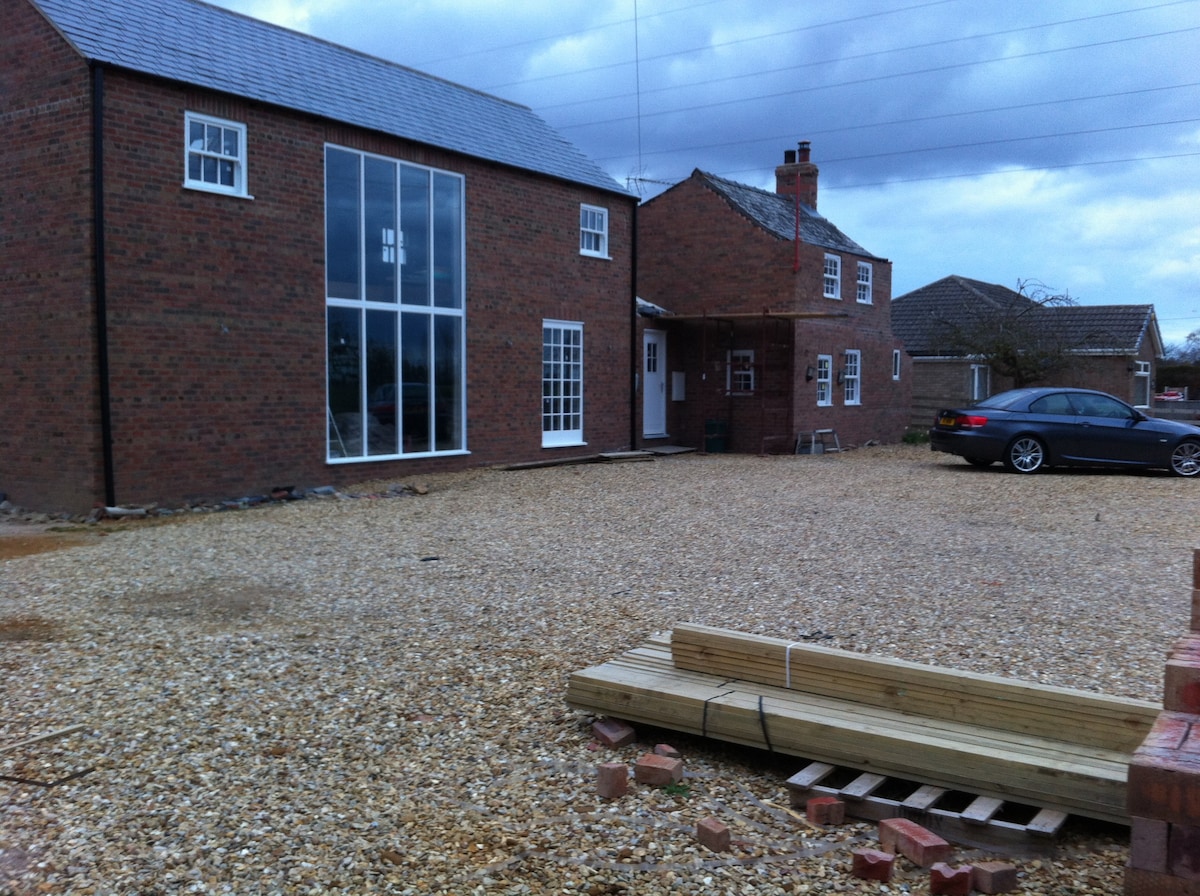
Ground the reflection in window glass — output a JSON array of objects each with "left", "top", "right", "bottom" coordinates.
[
  {"left": 402, "top": 312, "right": 431, "bottom": 454},
  {"left": 433, "top": 173, "right": 463, "bottom": 309},
  {"left": 326, "top": 306, "right": 363, "bottom": 458},
  {"left": 434, "top": 316, "right": 463, "bottom": 450},
  {"left": 400, "top": 166, "right": 430, "bottom": 306},
  {"left": 325, "top": 149, "right": 361, "bottom": 300},
  {"left": 366, "top": 310, "right": 398, "bottom": 456},
  {"left": 364, "top": 157, "right": 398, "bottom": 303}
]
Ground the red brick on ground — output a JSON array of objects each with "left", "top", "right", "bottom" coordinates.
[
  {"left": 695, "top": 816, "right": 730, "bottom": 852},
  {"left": 654, "top": 743, "right": 681, "bottom": 758},
  {"left": 879, "top": 817, "right": 952, "bottom": 867},
  {"left": 633, "top": 752, "right": 683, "bottom": 786},
  {"left": 592, "top": 717, "right": 636, "bottom": 748},
  {"left": 851, "top": 848, "right": 894, "bottom": 882},
  {"left": 805, "top": 796, "right": 845, "bottom": 825},
  {"left": 972, "top": 860, "right": 1019, "bottom": 894},
  {"left": 930, "top": 862, "right": 972, "bottom": 895},
  {"left": 595, "top": 762, "right": 628, "bottom": 799}
]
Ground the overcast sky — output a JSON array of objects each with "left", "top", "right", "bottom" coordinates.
[{"left": 209, "top": 0, "right": 1200, "bottom": 346}]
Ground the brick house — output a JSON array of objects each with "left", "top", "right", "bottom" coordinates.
[
  {"left": 892, "top": 275, "right": 1162, "bottom": 425},
  {"left": 636, "top": 144, "right": 910, "bottom": 453},
  {"left": 2, "top": 0, "right": 637, "bottom": 513}
]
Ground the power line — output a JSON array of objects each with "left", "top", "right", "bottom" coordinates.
[
  {"left": 479, "top": 0, "right": 968, "bottom": 91},
  {"left": 553, "top": 24, "right": 1200, "bottom": 132},
  {"left": 591, "top": 82, "right": 1200, "bottom": 164}
]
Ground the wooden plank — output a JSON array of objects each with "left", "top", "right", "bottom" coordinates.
[
  {"left": 902, "top": 784, "right": 947, "bottom": 812},
  {"left": 1027, "top": 808, "right": 1070, "bottom": 838},
  {"left": 669, "top": 624, "right": 1159, "bottom": 751},
  {"left": 842, "top": 772, "right": 887, "bottom": 801},
  {"left": 962, "top": 796, "right": 1005, "bottom": 826},
  {"left": 786, "top": 761, "right": 835, "bottom": 790}
]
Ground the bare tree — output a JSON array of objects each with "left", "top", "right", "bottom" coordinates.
[{"left": 936, "top": 280, "right": 1081, "bottom": 388}]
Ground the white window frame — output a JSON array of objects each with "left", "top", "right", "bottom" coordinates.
[
  {"left": 892, "top": 349, "right": 902, "bottom": 381},
  {"left": 843, "top": 350, "right": 862, "bottom": 405},
  {"left": 542, "top": 320, "right": 585, "bottom": 447},
  {"left": 184, "top": 112, "right": 250, "bottom": 198},
  {"left": 970, "top": 364, "right": 990, "bottom": 401},
  {"left": 816, "top": 354, "right": 833, "bottom": 406},
  {"left": 856, "top": 262, "right": 873, "bottom": 304},
  {"left": 823, "top": 254, "right": 841, "bottom": 299},
  {"left": 1133, "top": 359, "right": 1151, "bottom": 408},
  {"left": 580, "top": 205, "right": 609, "bottom": 258},
  {"left": 726, "top": 349, "right": 755, "bottom": 395}
]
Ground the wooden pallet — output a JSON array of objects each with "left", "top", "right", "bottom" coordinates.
[{"left": 786, "top": 760, "right": 1068, "bottom": 855}]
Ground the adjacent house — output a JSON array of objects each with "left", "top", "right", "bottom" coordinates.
[
  {"left": 892, "top": 275, "right": 1162, "bottom": 424},
  {"left": 2, "top": 0, "right": 637, "bottom": 512},
  {"left": 636, "top": 144, "right": 910, "bottom": 453}
]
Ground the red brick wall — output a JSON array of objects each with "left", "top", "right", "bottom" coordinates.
[
  {"left": 0, "top": 0, "right": 103, "bottom": 510},
  {"left": 2, "top": 14, "right": 635, "bottom": 512},
  {"left": 637, "top": 175, "right": 910, "bottom": 451}
]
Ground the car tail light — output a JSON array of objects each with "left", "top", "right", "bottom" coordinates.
[{"left": 955, "top": 414, "right": 989, "bottom": 429}]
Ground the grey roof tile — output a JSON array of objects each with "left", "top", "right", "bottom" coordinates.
[
  {"left": 30, "top": 0, "right": 628, "bottom": 195},
  {"left": 696, "top": 171, "right": 883, "bottom": 259},
  {"left": 892, "top": 275, "right": 1158, "bottom": 356}
]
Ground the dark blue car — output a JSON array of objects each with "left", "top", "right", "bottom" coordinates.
[{"left": 929, "top": 387, "right": 1200, "bottom": 477}]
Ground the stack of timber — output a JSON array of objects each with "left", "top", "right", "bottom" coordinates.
[{"left": 566, "top": 624, "right": 1160, "bottom": 826}]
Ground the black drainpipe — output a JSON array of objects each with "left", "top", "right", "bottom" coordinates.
[
  {"left": 91, "top": 62, "right": 116, "bottom": 507},
  {"left": 629, "top": 200, "right": 639, "bottom": 451}
]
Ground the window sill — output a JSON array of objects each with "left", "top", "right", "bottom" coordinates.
[
  {"left": 184, "top": 182, "right": 254, "bottom": 200},
  {"left": 579, "top": 252, "right": 612, "bottom": 261},
  {"left": 542, "top": 440, "right": 587, "bottom": 449}
]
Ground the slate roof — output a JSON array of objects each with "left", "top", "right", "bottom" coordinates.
[
  {"left": 29, "top": 0, "right": 627, "bottom": 196},
  {"left": 892, "top": 275, "right": 1160, "bottom": 357},
  {"left": 695, "top": 171, "right": 884, "bottom": 259}
]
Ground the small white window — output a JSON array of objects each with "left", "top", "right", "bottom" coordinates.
[
  {"left": 857, "top": 262, "right": 873, "bottom": 304},
  {"left": 1133, "top": 359, "right": 1151, "bottom": 407},
  {"left": 970, "top": 364, "right": 990, "bottom": 401},
  {"left": 892, "top": 349, "right": 902, "bottom": 381},
  {"left": 726, "top": 349, "right": 755, "bottom": 394},
  {"left": 823, "top": 254, "right": 841, "bottom": 299},
  {"left": 185, "top": 112, "right": 249, "bottom": 197},
  {"left": 816, "top": 354, "right": 833, "bottom": 406},
  {"left": 843, "top": 350, "right": 861, "bottom": 405},
  {"left": 580, "top": 205, "right": 609, "bottom": 258}
]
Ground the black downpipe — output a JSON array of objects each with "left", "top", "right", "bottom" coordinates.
[
  {"left": 91, "top": 63, "right": 116, "bottom": 507},
  {"left": 629, "top": 201, "right": 639, "bottom": 451}
]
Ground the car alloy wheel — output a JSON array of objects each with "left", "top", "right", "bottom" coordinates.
[
  {"left": 1005, "top": 436, "right": 1045, "bottom": 474},
  {"left": 1170, "top": 440, "right": 1200, "bottom": 478}
]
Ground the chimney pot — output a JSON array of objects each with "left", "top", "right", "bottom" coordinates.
[
  {"left": 784, "top": 149, "right": 797, "bottom": 164},
  {"left": 798, "top": 141, "right": 811, "bottom": 162}
]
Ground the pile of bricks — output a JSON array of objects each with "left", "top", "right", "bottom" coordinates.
[
  {"left": 591, "top": 717, "right": 1020, "bottom": 891},
  {"left": 1124, "top": 549, "right": 1200, "bottom": 895},
  {"left": 839, "top": 809, "right": 1016, "bottom": 894}
]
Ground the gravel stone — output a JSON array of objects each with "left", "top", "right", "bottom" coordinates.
[{"left": 1, "top": 445, "right": 1190, "bottom": 894}]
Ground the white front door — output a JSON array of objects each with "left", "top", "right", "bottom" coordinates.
[{"left": 643, "top": 329, "right": 667, "bottom": 437}]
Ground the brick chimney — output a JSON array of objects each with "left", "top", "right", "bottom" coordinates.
[{"left": 775, "top": 141, "right": 818, "bottom": 210}]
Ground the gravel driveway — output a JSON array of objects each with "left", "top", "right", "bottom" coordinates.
[{"left": 1, "top": 444, "right": 1193, "bottom": 894}]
